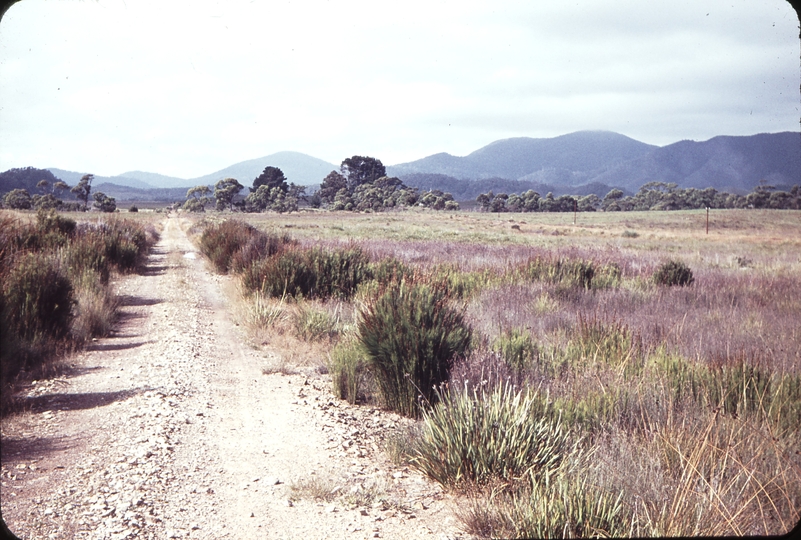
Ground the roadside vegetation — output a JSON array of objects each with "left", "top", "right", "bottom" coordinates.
[
  {"left": 0, "top": 209, "right": 158, "bottom": 412},
  {"left": 195, "top": 208, "right": 801, "bottom": 538}
]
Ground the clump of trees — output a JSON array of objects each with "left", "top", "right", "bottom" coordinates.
[
  {"left": 313, "top": 155, "right": 459, "bottom": 212},
  {"left": 475, "top": 182, "right": 801, "bottom": 213},
  {"left": 243, "top": 166, "right": 306, "bottom": 213},
  {"left": 1, "top": 172, "right": 91, "bottom": 212}
]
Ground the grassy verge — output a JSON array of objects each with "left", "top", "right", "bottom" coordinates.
[{"left": 0, "top": 209, "right": 159, "bottom": 412}]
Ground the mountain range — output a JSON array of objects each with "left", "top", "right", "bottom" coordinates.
[
  {"left": 47, "top": 151, "right": 339, "bottom": 191},
  {"left": 388, "top": 131, "right": 800, "bottom": 197},
  {"left": 11, "top": 130, "right": 796, "bottom": 202}
]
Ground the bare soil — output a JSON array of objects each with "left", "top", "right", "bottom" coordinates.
[{"left": 1, "top": 215, "right": 466, "bottom": 540}]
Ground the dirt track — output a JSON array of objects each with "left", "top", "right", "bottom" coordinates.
[{"left": 1, "top": 215, "right": 464, "bottom": 540}]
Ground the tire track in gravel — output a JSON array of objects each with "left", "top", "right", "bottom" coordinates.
[{"left": 1, "top": 215, "right": 465, "bottom": 540}]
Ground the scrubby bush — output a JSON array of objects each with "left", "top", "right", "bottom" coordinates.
[
  {"left": 492, "top": 328, "right": 538, "bottom": 373},
  {"left": 37, "top": 209, "right": 76, "bottom": 237},
  {"left": 653, "top": 259, "right": 694, "bottom": 286},
  {"left": 199, "top": 220, "right": 263, "bottom": 273},
  {"left": 1, "top": 212, "right": 156, "bottom": 410},
  {"left": 70, "top": 268, "right": 118, "bottom": 341},
  {"left": 3, "top": 188, "right": 33, "bottom": 209},
  {"left": 244, "top": 246, "right": 371, "bottom": 301},
  {"left": 358, "top": 279, "right": 471, "bottom": 417},
  {"left": 230, "top": 232, "right": 294, "bottom": 274},
  {"left": 3, "top": 251, "right": 74, "bottom": 342},
  {"left": 468, "top": 469, "right": 629, "bottom": 539}
]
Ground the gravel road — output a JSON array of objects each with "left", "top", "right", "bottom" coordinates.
[{"left": 1, "top": 215, "right": 465, "bottom": 540}]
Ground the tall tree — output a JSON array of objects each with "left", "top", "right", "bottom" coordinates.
[
  {"left": 252, "top": 166, "right": 288, "bottom": 194},
  {"left": 184, "top": 185, "right": 212, "bottom": 212},
  {"left": 53, "top": 181, "right": 70, "bottom": 197},
  {"left": 71, "top": 174, "right": 93, "bottom": 211},
  {"left": 318, "top": 171, "right": 348, "bottom": 207},
  {"left": 214, "top": 178, "right": 244, "bottom": 211},
  {"left": 341, "top": 156, "right": 386, "bottom": 191}
]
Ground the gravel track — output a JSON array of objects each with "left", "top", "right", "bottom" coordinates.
[{"left": 1, "top": 215, "right": 465, "bottom": 540}]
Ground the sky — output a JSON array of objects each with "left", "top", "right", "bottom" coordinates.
[{"left": 0, "top": 0, "right": 798, "bottom": 179}]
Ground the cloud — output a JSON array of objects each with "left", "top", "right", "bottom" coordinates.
[{"left": 0, "top": 0, "right": 797, "bottom": 176}]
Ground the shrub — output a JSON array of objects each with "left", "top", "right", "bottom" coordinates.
[
  {"left": 3, "top": 188, "right": 32, "bottom": 209},
  {"left": 128, "top": 205, "right": 139, "bottom": 212},
  {"left": 244, "top": 292, "right": 288, "bottom": 329},
  {"left": 474, "top": 471, "right": 629, "bottom": 539},
  {"left": 492, "top": 328, "right": 538, "bottom": 373},
  {"left": 199, "top": 220, "right": 263, "bottom": 273},
  {"left": 245, "top": 246, "right": 371, "bottom": 301},
  {"left": 410, "top": 383, "right": 575, "bottom": 487},
  {"left": 230, "top": 232, "right": 294, "bottom": 274},
  {"left": 566, "top": 313, "right": 643, "bottom": 375},
  {"left": 2, "top": 251, "right": 74, "bottom": 342},
  {"left": 36, "top": 209, "right": 76, "bottom": 237},
  {"left": 358, "top": 279, "right": 471, "bottom": 417},
  {"left": 653, "top": 259, "right": 694, "bottom": 286},
  {"left": 65, "top": 230, "right": 110, "bottom": 283}
]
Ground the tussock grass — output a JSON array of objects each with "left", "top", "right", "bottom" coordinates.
[
  {"left": 410, "top": 382, "right": 576, "bottom": 487},
  {"left": 328, "top": 339, "right": 369, "bottom": 405}
]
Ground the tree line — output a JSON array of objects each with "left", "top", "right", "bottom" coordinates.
[
  {"left": 1, "top": 171, "right": 117, "bottom": 213},
  {"left": 183, "top": 155, "right": 460, "bottom": 213},
  {"left": 475, "top": 182, "right": 801, "bottom": 213}
]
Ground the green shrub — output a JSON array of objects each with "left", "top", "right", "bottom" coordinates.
[
  {"left": 653, "top": 353, "right": 801, "bottom": 435},
  {"left": 329, "top": 339, "right": 369, "bottom": 404},
  {"left": 492, "top": 328, "right": 538, "bottom": 372},
  {"left": 653, "top": 259, "right": 694, "bottom": 286},
  {"left": 369, "top": 257, "right": 413, "bottom": 287},
  {"left": 128, "top": 205, "right": 139, "bottom": 212},
  {"left": 410, "top": 383, "right": 575, "bottom": 486},
  {"left": 245, "top": 246, "right": 371, "bottom": 301},
  {"left": 358, "top": 279, "right": 471, "bottom": 417},
  {"left": 3, "top": 251, "right": 73, "bottom": 341},
  {"left": 244, "top": 292, "right": 288, "bottom": 328}
]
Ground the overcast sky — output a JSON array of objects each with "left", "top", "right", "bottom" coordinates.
[{"left": 0, "top": 0, "right": 798, "bottom": 179}]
